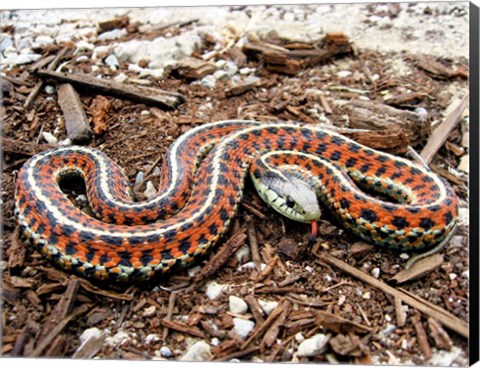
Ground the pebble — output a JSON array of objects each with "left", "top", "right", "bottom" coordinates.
[
  {"left": 296, "top": 333, "right": 330, "bottom": 357},
  {"left": 42, "top": 132, "right": 58, "bottom": 144},
  {"left": 134, "top": 171, "right": 144, "bottom": 187},
  {"left": 143, "top": 305, "right": 156, "bottom": 317},
  {"left": 159, "top": 346, "right": 173, "bottom": 357},
  {"left": 75, "top": 40, "right": 95, "bottom": 53},
  {"left": 234, "top": 245, "right": 250, "bottom": 263},
  {"left": 98, "top": 28, "right": 127, "bottom": 41},
  {"left": 79, "top": 327, "right": 102, "bottom": 346},
  {"left": 199, "top": 75, "right": 217, "bottom": 88},
  {"left": 114, "top": 73, "right": 128, "bottom": 83},
  {"left": 449, "top": 273, "right": 458, "bottom": 281},
  {"left": 229, "top": 295, "right": 248, "bottom": 314},
  {"left": 205, "top": 281, "right": 229, "bottom": 300},
  {"left": 0, "top": 34, "right": 13, "bottom": 52},
  {"left": 35, "top": 35, "right": 54, "bottom": 46},
  {"left": 336, "top": 70, "right": 352, "bottom": 78},
  {"left": 180, "top": 341, "right": 212, "bottom": 361},
  {"left": 104, "top": 54, "right": 120, "bottom": 70},
  {"left": 145, "top": 334, "right": 160, "bottom": 344},
  {"left": 44, "top": 85, "right": 55, "bottom": 94},
  {"left": 258, "top": 299, "right": 278, "bottom": 315},
  {"left": 232, "top": 318, "right": 255, "bottom": 339},
  {"left": 295, "top": 332, "right": 305, "bottom": 343},
  {"left": 371, "top": 267, "right": 380, "bottom": 278},
  {"left": 105, "top": 330, "right": 131, "bottom": 347},
  {"left": 144, "top": 181, "right": 157, "bottom": 199}
]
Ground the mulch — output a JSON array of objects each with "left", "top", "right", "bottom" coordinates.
[{"left": 0, "top": 15, "right": 470, "bottom": 365}]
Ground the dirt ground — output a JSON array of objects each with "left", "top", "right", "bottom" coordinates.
[{"left": 0, "top": 3, "right": 471, "bottom": 366}]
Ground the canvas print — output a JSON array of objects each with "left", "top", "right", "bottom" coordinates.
[{"left": 0, "top": 1, "right": 472, "bottom": 365}]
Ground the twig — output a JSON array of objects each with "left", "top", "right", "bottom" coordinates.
[
  {"left": 420, "top": 93, "right": 469, "bottom": 164},
  {"left": 36, "top": 69, "right": 185, "bottom": 109},
  {"left": 162, "top": 292, "right": 177, "bottom": 341},
  {"left": 412, "top": 314, "right": 432, "bottom": 359},
  {"left": 245, "top": 215, "right": 262, "bottom": 272},
  {"left": 24, "top": 47, "right": 69, "bottom": 110},
  {"left": 314, "top": 252, "right": 468, "bottom": 338}
]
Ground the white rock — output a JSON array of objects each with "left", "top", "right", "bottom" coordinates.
[
  {"left": 295, "top": 332, "right": 305, "bottom": 343},
  {"left": 145, "top": 334, "right": 160, "bottom": 344},
  {"left": 76, "top": 55, "right": 89, "bottom": 62},
  {"left": 105, "top": 330, "right": 131, "bottom": 347},
  {"left": 98, "top": 28, "right": 127, "bottom": 41},
  {"left": 213, "top": 70, "right": 229, "bottom": 80},
  {"left": 134, "top": 171, "right": 144, "bottom": 187},
  {"left": 144, "top": 181, "right": 157, "bottom": 199},
  {"left": 234, "top": 245, "right": 250, "bottom": 263},
  {"left": 44, "top": 85, "right": 55, "bottom": 94},
  {"left": 297, "top": 333, "right": 330, "bottom": 357},
  {"left": 229, "top": 295, "right": 248, "bottom": 314},
  {"left": 35, "top": 35, "right": 54, "bottom": 46},
  {"left": 378, "top": 16, "right": 394, "bottom": 29},
  {"left": 337, "top": 70, "right": 352, "bottom": 78},
  {"left": 159, "top": 346, "right": 173, "bottom": 357},
  {"left": 205, "top": 281, "right": 229, "bottom": 300},
  {"left": 75, "top": 40, "right": 95, "bottom": 53},
  {"left": 105, "top": 54, "right": 120, "bottom": 70},
  {"left": 4, "top": 53, "right": 41, "bottom": 66},
  {"left": 0, "top": 34, "right": 13, "bottom": 52},
  {"left": 42, "top": 132, "right": 58, "bottom": 144},
  {"left": 199, "top": 75, "right": 217, "bottom": 88},
  {"left": 429, "top": 346, "right": 464, "bottom": 366},
  {"left": 371, "top": 267, "right": 380, "bottom": 278},
  {"left": 79, "top": 327, "right": 102, "bottom": 346},
  {"left": 258, "top": 300, "right": 278, "bottom": 315},
  {"left": 462, "top": 270, "right": 469, "bottom": 279},
  {"left": 143, "top": 305, "right": 156, "bottom": 317},
  {"left": 449, "top": 273, "right": 458, "bottom": 281},
  {"left": 180, "top": 341, "right": 212, "bottom": 361},
  {"left": 232, "top": 318, "right": 255, "bottom": 339},
  {"left": 211, "top": 338, "right": 220, "bottom": 346}
]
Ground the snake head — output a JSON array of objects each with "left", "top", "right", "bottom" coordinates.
[{"left": 252, "top": 171, "right": 321, "bottom": 223}]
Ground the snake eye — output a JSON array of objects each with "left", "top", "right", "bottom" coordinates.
[{"left": 286, "top": 196, "right": 295, "bottom": 208}]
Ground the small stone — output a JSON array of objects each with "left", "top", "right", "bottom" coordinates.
[
  {"left": 145, "top": 334, "right": 160, "bottom": 344},
  {"left": 144, "top": 181, "right": 157, "bottom": 199},
  {"left": 213, "top": 70, "right": 229, "bottom": 80},
  {"left": 79, "top": 327, "right": 101, "bottom": 346},
  {"left": 205, "top": 281, "right": 229, "bottom": 300},
  {"left": 44, "top": 85, "right": 55, "bottom": 94},
  {"left": 229, "top": 295, "right": 248, "bottom": 314},
  {"left": 105, "top": 54, "right": 120, "bottom": 70},
  {"left": 143, "top": 305, "right": 156, "bottom": 317},
  {"left": 258, "top": 300, "right": 278, "bottom": 315},
  {"left": 42, "top": 132, "right": 58, "bottom": 144},
  {"left": 98, "top": 28, "right": 127, "bottom": 41},
  {"left": 211, "top": 337, "right": 220, "bottom": 346},
  {"left": 114, "top": 73, "right": 128, "bottom": 83},
  {"left": 462, "top": 270, "right": 469, "bottom": 279},
  {"left": 378, "top": 16, "right": 394, "bottom": 29},
  {"left": 337, "top": 70, "right": 352, "bottom": 78},
  {"left": 362, "top": 292, "right": 371, "bottom": 299},
  {"left": 371, "top": 268, "right": 380, "bottom": 278},
  {"left": 105, "top": 330, "right": 131, "bottom": 347},
  {"left": 199, "top": 75, "right": 216, "bottom": 88},
  {"left": 449, "top": 273, "right": 458, "bottom": 281},
  {"left": 75, "top": 40, "right": 95, "bottom": 52},
  {"left": 295, "top": 333, "right": 305, "bottom": 343},
  {"left": 134, "top": 171, "right": 144, "bottom": 187},
  {"left": 232, "top": 318, "right": 255, "bottom": 339},
  {"left": 35, "top": 35, "right": 54, "bottom": 45},
  {"left": 180, "top": 341, "right": 212, "bottom": 361},
  {"left": 234, "top": 245, "right": 250, "bottom": 263},
  {"left": 159, "top": 346, "right": 173, "bottom": 357},
  {"left": 297, "top": 333, "right": 330, "bottom": 357}
]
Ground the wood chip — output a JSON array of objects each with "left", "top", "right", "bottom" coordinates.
[
  {"left": 158, "top": 319, "right": 206, "bottom": 339},
  {"left": 170, "top": 58, "right": 216, "bottom": 80},
  {"left": 36, "top": 69, "right": 185, "bottom": 109},
  {"left": 226, "top": 78, "right": 262, "bottom": 96},
  {"left": 261, "top": 301, "right": 292, "bottom": 348},
  {"left": 1, "top": 137, "right": 56, "bottom": 156},
  {"left": 420, "top": 93, "right": 469, "bottom": 164},
  {"left": 72, "top": 331, "right": 106, "bottom": 359},
  {"left": 427, "top": 317, "right": 453, "bottom": 350},
  {"left": 192, "top": 231, "right": 247, "bottom": 283},
  {"left": 329, "top": 334, "right": 363, "bottom": 357},
  {"left": 89, "top": 95, "right": 113, "bottom": 135},
  {"left": 416, "top": 56, "right": 467, "bottom": 80},
  {"left": 412, "top": 314, "right": 432, "bottom": 359},
  {"left": 349, "top": 241, "right": 375, "bottom": 258},
  {"left": 57, "top": 83, "right": 93, "bottom": 144},
  {"left": 315, "top": 311, "right": 372, "bottom": 334},
  {"left": 390, "top": 254, "right": 444, "bottom": 284},
  {"left": 394, "top": 296, "right": 407, "bottom": 327}
]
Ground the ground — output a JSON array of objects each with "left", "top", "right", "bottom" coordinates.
[{"left": 0, "top": 2, "right": 471, "bottom": 365}]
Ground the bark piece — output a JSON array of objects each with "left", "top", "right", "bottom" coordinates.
[
  {"left": 89, "top": 95, "right": 113, "bottom": 135},
  {"left": 277, "top": 238, "right": 303, "bottom": 260},
  {"left": 390, "top": 254, "right": 444, "bottom": 284},
  {"left": 329, "top": 334, "right": 363, "bottom": 357},
  {"left": 98, "top": 15, "right": 129, "bottom": 33},
  {"left": 170, "top": 58, "right": 217, "bottom": 80},
  {"left": 36, "top": 69, "right": 185, "bottom": 109},
  {"left": 420, "top": 93, "right": 469, "bottom": 164},
  {"left": 315, "top": 311, "right": 372, "bottom": 334},
  {"left": 412, "top": 314, "right": 432, "bottom": 359},
  {"left": 57, "top": 83, "right": 93, "bottom": 144},
  {"left": 428, "top": 317, "right": 453, "bottom": 350}
]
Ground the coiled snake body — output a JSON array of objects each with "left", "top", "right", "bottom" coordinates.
[{"left": 14, "top": 120, "right": 458, "bottom": 282}]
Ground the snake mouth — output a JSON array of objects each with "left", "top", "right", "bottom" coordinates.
[{"left": 308, "top": 220, "right": 318, "bottom": 247}]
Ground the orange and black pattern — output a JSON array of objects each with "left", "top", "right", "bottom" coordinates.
[{"left": 14, "top": 121, "right": 458, "bottom": 282}]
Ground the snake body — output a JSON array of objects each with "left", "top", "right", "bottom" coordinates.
[{"left": 14, "top": 120, "right": 458, "bottom": 282}]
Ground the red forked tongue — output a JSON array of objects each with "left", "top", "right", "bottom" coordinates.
[{"left": 308, "top": 220, "right": 318, "bottom": 247}]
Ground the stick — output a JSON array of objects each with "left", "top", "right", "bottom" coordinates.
[
  {"left": 420, "top": 93, "right": 469, "bottom": 164},
  {"left": 36, "top": 69, "right": 185, "bottom": 109},
  {"left": 314, "top": 252, "right": 468, "bottom": 338}
]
